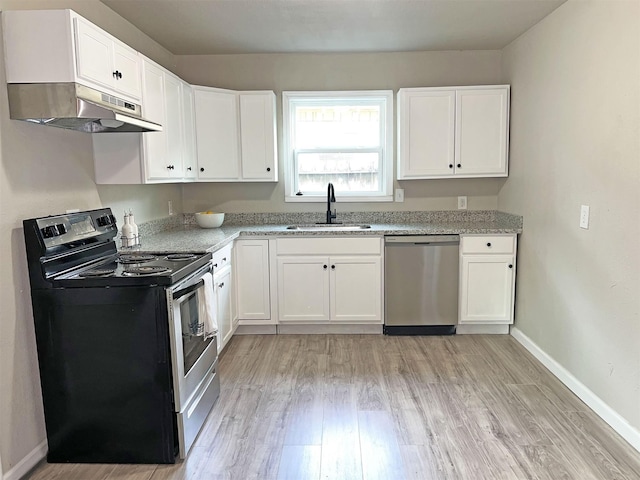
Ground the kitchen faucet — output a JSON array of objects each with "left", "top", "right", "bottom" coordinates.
[{"left": 326, "top": 183, "right": 338, "bottom": 224}]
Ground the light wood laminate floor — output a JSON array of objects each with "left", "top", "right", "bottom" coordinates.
[{"left": 27, "top": 334, "right": 640, "bottom": 480}]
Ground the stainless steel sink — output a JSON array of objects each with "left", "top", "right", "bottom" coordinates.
[{"left": 286, "top": 224, "right": 372, "bottom": 231}]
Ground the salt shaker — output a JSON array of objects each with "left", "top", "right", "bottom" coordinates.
[{"left": 121, "top": 211, "right": 134, "bottom": 247}]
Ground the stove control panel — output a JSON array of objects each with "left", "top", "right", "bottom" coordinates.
[{"left": 35, "top": 209, "right": 118, "bottom": 249}]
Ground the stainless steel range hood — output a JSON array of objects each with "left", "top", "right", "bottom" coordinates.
[{"left": 7, "top": 83, "right": 162, "bottom": 133}]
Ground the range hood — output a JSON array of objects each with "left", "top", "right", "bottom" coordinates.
[{"left": 7, "top": 83, "right": 163, "bottom": 133}]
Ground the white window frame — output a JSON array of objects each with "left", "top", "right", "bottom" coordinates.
[{"left": 283, "top": 90, "right": 394, "bottom": 202}]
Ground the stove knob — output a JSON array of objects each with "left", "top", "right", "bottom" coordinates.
[
  {"left": 42, "top": 225, "right": 61, "bottom": 238},
  {"left": 97, "top": 215, "right": 113, "bottom": 227}
]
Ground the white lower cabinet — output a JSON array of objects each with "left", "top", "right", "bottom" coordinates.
[
  {"left": 277, "top": 256, "right": 330, "bottom": 322},
  {"left": 330, "top": 257, "right": 382, "bottom": 322},
  {"left": 276, "top": 238, "right": 383, "bottom": 324},
  {"left": 214, "top": 267, "right": 232, "bottom": 353},
  {"left": 459, "top": 235, "right": 516, "bottom": 325},
  {"left": 234, "top": 239, "right": 271, "bottom": 321},
  {"left": 212, "top": 243, "right": 234, "bottom": 353}
]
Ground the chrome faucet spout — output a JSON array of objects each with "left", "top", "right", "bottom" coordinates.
[{"left": 326, "top": 183, "right": 337, "bottom": 224}]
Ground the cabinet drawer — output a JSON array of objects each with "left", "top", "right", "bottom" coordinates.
[
  {"left": 176, "top": 361, "right": 220, "bottom": 458},
  {"left": 461, "top": 235, "right": 515, "bottom": 254},
  {"left": 277, "top": 237, "right": 382, "bottom": 255},
  {"left": 212, "top": 243, "right": 232, "bottom": 273}
]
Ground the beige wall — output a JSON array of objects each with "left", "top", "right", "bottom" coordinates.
[
  {"left": 0, "top": 1, "right": 181, "bottom": 474},
  {"left": 177, "top": 51, "right": 505, "bottom": 214},
  {"left": 500, "top": 0, "right": 640, "bottom": 433}
]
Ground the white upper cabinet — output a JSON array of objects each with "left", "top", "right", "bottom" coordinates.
[
  {"left": 2, "top": 10, "right": 142, "bottom": 102},
  {"left": 455, "top": 88, "right": 509, "bottom": 176},
  {"left": 240, "top": 92, "right": 278, "bottom": 181},
  {"left": 74, "top": 17, "right": 142, "bottom": 100},
  {"left": 194, "top": 87, "right": 277, "bottom": 182},
  {"left": 397, "top": 85, "right": 509, "bottom": 179},
  {"left": 182, "top": 85, "right": 198, "bottom": 180},
  {"left": 140, "top": 60, "right": 176, "bottom": 181},
  {"left": 93, "top": 58, "right": 195, "bottom": 184},
  {"left": 162, "top": 73, "right": 185, "bottom": 178},
  {"left": 193, "top": 87, "right": 240, "bottom": 180},
  {"left": 397, "top": 89, "right": 455, "bottom": 178}
]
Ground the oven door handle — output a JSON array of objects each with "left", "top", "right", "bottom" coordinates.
[{"left": 173, "top": 279, "right": 205, "bottom": 301}]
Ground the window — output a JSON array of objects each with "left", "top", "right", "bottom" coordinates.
[{"left": 283, "top": 91, "right": 394, "bottom": 202}]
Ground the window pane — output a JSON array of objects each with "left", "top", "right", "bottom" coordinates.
[
  {"left": 294, "top": 105, "right": 380, "bottom": 149},
  {"left": 297, "top": 152, "right": 380, "bottom": 193}
]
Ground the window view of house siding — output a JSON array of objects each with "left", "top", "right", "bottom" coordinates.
[{"left": 294, "top": 105, "right": 382, "bottom": 194}]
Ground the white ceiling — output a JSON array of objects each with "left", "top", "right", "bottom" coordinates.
[{"left": 100, "top": 0, "right": 566, "bottom": 55}]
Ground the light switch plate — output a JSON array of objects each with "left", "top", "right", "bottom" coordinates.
[
  {"left": 395, "top": 189, "right": 404, "bottom": 202},
  {"left": 168, "top": 200, "right": 174, "bottom": 216},
  {"left": 458, "top": 196, "right": 468, "bottom": 210},
  {"left": 580, "top": 205, "right": 590, "bottom": 229}
]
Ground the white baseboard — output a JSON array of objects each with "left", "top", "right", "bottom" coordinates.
[
  {"left": 3, "top": 440, "right": 46, "bottom": 480},
  {"left": 510, "top": 327, "right": 640, "bottom": 453},
  {"left": 234, "top": 324, "right": 277, "bottom": 335},
  {"left": 456, "top": 323, "right": 510, "bottom": 334},
  {"left": 277, "top": 324, "right": 383, "bottom": 335}
]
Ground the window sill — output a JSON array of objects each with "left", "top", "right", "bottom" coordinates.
[{"left": 285, "top": 195, "right": 394, "bottom": 203}]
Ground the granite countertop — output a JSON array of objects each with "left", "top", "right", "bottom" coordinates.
[{"left": 137, "top": 211, "right": 523, "bottom": 254}]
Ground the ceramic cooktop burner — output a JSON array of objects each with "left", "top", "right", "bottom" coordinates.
[
  {"left": 79, "top": 269, "right": 116, "bottom": 277},
  {"left": 122, "top": 266, "right": 171, "bottom": 276},
  {"left": 166, "top": 253, "right": 197, "bottom": 261},
  {"left": 118, "top": 254, "right": 157, "bottom": 264}
]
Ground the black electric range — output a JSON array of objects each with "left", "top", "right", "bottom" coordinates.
[{"left": 22, "top": 208, "right": 216, "bottom": 464}]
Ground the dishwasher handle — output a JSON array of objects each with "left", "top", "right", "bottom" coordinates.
[{"left": 385, "top": 235, "right": 460, "bottom": 245}]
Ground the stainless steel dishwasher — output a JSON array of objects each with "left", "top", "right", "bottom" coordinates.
[{"left": 384, "top": 235, "right": 459, "bottom": 335}]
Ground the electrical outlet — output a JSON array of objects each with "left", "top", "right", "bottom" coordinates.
[
  {"left": 457, "top": 196, "right": 468, "bottom": 210},
  {"left": 580, "top": 205, "right": 590, "bottom": 229},
  {"left": 168, "top": 200, "right": 173, "bottom": 216},
  {"left": 395, "top": 189, "right": 405, "bottom": 202}
]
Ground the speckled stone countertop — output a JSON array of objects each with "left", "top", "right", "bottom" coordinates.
[{"left": 134, "top": 210, "right": 523, "bottom": 254}]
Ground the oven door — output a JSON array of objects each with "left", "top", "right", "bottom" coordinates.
[{"left": 168, "top": 265, "right": 218, "bottom": 412}]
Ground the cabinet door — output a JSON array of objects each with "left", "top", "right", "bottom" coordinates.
[
  {"left": 240, "top": 92, "right": 277, "bottom": 181},
  {"left": 330, "top": 256, "right": 382, "bottom": 322},
  {"left": 455, "top": 88, "right": 509, "bottom": 177},
  {"left": 235, "top": 240, "right": 270, "bottom": 320},
  {"left": 277, "top": 256, "right": 330, "bottom": 322},
  {"left": 194, "top": 88, "right": 240, "bottom": 180},
  {"left": 397, "top": 89, "right": 455, "bottom": 179},
  {"left": 182, "top": 84, "right": 198, "bottom": 180},
  {"left": 164, "top": 74, "right": 184, "bottom": 178},
  {"left": 112, "top": 42, "right": 142, "bottom": 100},
  {"left": 459, "top": 255, "right": 515, "bottom": 323},
  {"left": 75, "top": 17, "right": 141, "bottom": 101},
  {"left": 215, "top": 268, "right": 233, "bottom": 353},
  {"left": 141, "top": 61, "right": 168, "bottom": 180},
  {"left": 74, "top": 18, "right": 114, "bottom": 92}
]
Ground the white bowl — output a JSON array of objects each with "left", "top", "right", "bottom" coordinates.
[{"left": 195, "top": 212, "right": 225, "bottom": 228}]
